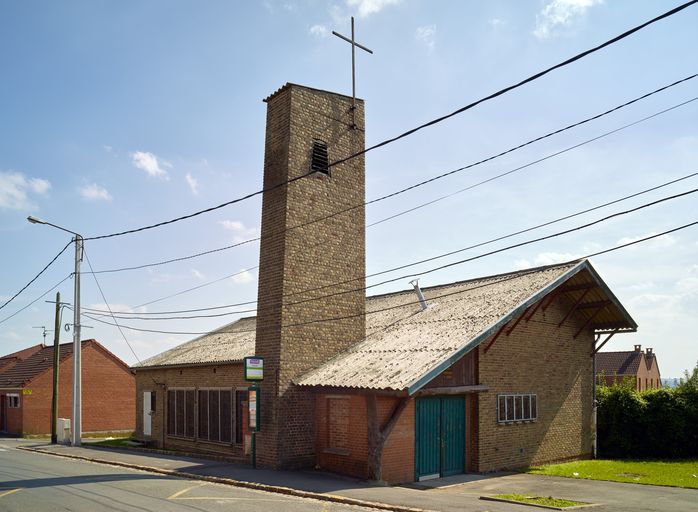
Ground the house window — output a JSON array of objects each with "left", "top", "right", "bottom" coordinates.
[
  {"left": 167, "top": 389, "right": 195, "bottom": 438},
  {"left": 198, "top": 389, "right": 233, "bottom": 444},
  {"left": 7, "top": 394, "right": 20, "bottom": 408},
  {"left": 235, "top": 390, "right": 248, "bottom": 444},
  {"left": 497, "top": 394, "right": 537, "bottom": 424}
]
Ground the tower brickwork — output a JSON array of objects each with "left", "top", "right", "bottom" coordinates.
[{"left": 254, "top": 84, "right": 366, "bottom": 468}]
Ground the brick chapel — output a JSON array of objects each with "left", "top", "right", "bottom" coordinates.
[{"left": 133, "top": 84, "right": 638, "bottom": 483}]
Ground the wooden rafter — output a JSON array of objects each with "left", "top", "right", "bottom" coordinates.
[
  {"left": 557, "top": 288, "right": 591, "bottom": 327},
  {"left": 574, "top": 305, "right": 607, "bottom": 339},
  {"left": 483, "top": 322, "right": 508, "bottom": 353},
  {"left": 524, "top": 297, "right": 545, "bottom": 322}
]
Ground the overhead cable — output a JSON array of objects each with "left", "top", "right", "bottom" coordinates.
[
  {"left": 80, "top": 218, "right": 698, "bottom": 336},
  {"left": 84, "top": 1, "right": 697, "bottom": 242},
  {"left": 82, "top": 185, "right": 698, "bottom": 320}
]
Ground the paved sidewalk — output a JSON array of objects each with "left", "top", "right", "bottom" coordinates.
[{"left": 18, "top": 442, "right": 697, "bottom": 512}]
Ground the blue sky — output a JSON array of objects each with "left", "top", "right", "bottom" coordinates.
[{"left": 1, "top": 0, "right": 696, "bottom": 377}]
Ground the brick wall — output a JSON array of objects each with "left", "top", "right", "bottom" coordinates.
[
  {"left": 255, "top": 84, "right": 366, "bottom": 469},
  {"left": 134, "top": 364, "right": 248, "bottom": 458},
  {"left": 477, "top": 295, "right": 594, "bottom": 472},
  {"left": 315, "top": 393, "right": 415, "bottom": 484},
  {"left": 20, "top": 342, "right": 135, "bottom": 435}
]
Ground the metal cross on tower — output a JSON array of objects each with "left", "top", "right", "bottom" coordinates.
[{"left": 332, "top": 16, "right": 373, "bottom": 129}]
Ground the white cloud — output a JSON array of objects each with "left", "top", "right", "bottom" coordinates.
[
  {"left": 191, "top": 268, "right": 205, "bottom": 280},
  {"left": 219, "top": 219, "right": 259, "bottom": 243},
  {"left": 0, "top": 171, "right": 51, "bottom": 210},
  {"left": 489, "top": 18, "right": 506, "bottom": 28},
  {"left": 103, "top": 145, "right": 113, "bottom": 153},
  {"left": 130, "top": 151, "right": 171, "bottom": 179},
  {"left": 533, "top": 0, "right": 602, "bottom": 40},
  {"left": 616, "top": 232, "right": 677, "bottom": 249},
  {"left": 185, "top": 173, "right": 199, "bottom": 195},
  {"left": 79, "top": 183, "right": 112, "bottom": 201},
  {"left": 346, "top": 0, "right": 402, "bottom": 18},
  {"left": 230, "top": 270, "right": 254, "bottom": 284},
  {"left": 87, "top": 303, "right": 147, "bottom": 315},
  {"left": 415, "top": 24, "right": 436, "bottom": 51},
  {"left": 309, "top": 24, "right": 329, "bottom": 38},
  {"left": 29, "top": 178, "right": 51, "bottom": 195},
  {"left": 514, "top": 251, "right": 580, "bottom": 269}
]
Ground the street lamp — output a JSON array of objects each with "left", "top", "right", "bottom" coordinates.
[{"left": 27, "top": 215, "right": 83, "bottom": 447}]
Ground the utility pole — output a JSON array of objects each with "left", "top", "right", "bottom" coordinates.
[
  {"left": 27, "top": 215, "right": 83, "bottom": 447},
  {"left": 51, "top": 292, "right": 61, "bottom": 444}
]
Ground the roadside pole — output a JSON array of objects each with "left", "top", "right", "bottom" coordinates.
[{"left": 51, "top": 291, "right": 61, "bottom": 444}]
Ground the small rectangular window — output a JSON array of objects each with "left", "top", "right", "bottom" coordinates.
[
  {"left": 310, "top": 140, "right": 329, "bottom": 176},
  {"left": 7, "top": 394, "right": 20, "bottom": 408},
  {"left": 497, "top": 393, "right": 537, "bottom": 424}
]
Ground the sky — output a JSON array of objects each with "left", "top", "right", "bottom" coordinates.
[{"left": 0, "top": 0, "right": 696, "bottom": 377}]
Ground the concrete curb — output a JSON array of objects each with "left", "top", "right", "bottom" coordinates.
[
  {"left": 480, "top": 496, "right": 601, "bottom": 510},
  {"left": 18, "top": 446, "right": 432, "bottom": 512}
]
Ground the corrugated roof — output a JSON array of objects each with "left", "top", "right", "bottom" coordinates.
[
  {"left": 134, "top": 260, "right": 637, "bottom": 391},
  {"left": 296, "top": 261, "right": 583, "bottom": 392},
  {"left": 133, "top": 317, "right": 256, "bottom": 369}
]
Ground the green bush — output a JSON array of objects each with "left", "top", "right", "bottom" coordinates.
[{"left": 597, "top": 385, "right": 698, "bottom": 458}]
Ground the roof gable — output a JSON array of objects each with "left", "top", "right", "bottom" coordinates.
[{"left": 595, "top": 351, "right": 643, "bottom": 376}]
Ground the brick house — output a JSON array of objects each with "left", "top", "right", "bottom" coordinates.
[
  {"left": 595, "top": 345, "right": 661, "bottom": 390},
  {"left": 133, "top": 83, "right": 637, "bottom": 483},
  {"left": 0, "top": 340, "right": 135, "bottom": 436}
]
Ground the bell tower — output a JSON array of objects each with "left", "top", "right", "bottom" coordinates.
[{"left": 254, "top": 84, "right": 366, "bottom": 468}]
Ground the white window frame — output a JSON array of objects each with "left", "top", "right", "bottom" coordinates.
[
  {"left": 7, "top": 393, "right": 20, "bottom": 408},
  {"left": 497, "top": 393, "right": 537, "bottom": 424}
]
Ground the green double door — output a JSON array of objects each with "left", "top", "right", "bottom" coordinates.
[{"left": 415, "top": 396, "right": 465, "bottom": 480}]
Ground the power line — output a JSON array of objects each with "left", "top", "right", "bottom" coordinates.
[
  {"left": 0, "top": 274, "right": 73, "bottom": 326},
  {"left": 83, "top": 1, "right": 697, "bottom": 242},
  {"left": 82, "top": 185, "right": 698, "bottom": 321},
  {"left": 87, "top": 82, "right": 698, "bottom": 275},
  {"left": 83, "top": 170, "right": 698, "bottom": 317},
  {"left": 82, "top": 247, "right": 141, "bottom": 363},
  {"left": 0, "top": 240, "right": 72, "bottom": 312},
  {"left": 328, "top": 0, "right": 698, "bottom": 168},
  {"left": 79, "top": 218, "right": 698, "bottom": 336}
]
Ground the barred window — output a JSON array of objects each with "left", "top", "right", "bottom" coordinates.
[
  {"left": 198, "top": 389, "right": 233, "bottom": 444},
  {"left": 497, "top": 393, "right": 537, "bottom": 424},
  {"left": 167, "top": 389, "right": 195, "bottom": 438}
]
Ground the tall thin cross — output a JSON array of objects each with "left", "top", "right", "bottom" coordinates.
[{"left": 332, "top": 16, "right": 373, "bottom": 129}]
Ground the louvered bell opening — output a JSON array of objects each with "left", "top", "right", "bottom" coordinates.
[{"left": 310, "top": 140, "right": 329, "bottom": 176}]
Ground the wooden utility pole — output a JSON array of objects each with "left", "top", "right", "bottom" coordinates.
[{"left": 51, "top": 291, "right": 60, "bottom": 444}]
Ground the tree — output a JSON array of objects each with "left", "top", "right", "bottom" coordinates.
[{"left": 678, "top": 360, "right": 698, "bottom": 391}]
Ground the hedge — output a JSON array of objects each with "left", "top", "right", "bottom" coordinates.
[{"left": 597, "top": 385, "right": 698, "bottom": 458}]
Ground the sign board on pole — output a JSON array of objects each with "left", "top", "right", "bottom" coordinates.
[
  {"left": 22, "top": 389, "right": 33, "bottom": 395},
  {"left": 244, "top": 356, "right": 264, "bottom": 381},
  {"left": 248, "top": 385, "right": 260, "bottom": 432}
]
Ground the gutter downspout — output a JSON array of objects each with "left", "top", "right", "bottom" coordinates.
[{"left": 592, "top": 334, "right": 598, "bottom": 459}]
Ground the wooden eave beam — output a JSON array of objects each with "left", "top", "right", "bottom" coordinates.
[
  {"left": 558, "top": 282, "right": 597, "bottom": 293},
  {"left": 505, "top": 308, "right": 529, "bottom": 336},
  {"left": 416, "top": 385, "right": 489, "bottom": 396},
  {"left": 574, "top": 305, "right": 607, "bottom": 339},
  {"left": 557, "top": 288, "right": 591, "bottom": 327},
  {"left": 576, "top": 300, "right": 612, "bottom": 309},
  {"left": 524, "top": 297, "right": 545, "bottom": 323}
]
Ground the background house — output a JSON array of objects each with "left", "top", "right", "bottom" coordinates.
[
  {"left": 595, "top": 345, "right": 661, "bottom": 390},
  {"left": 0, "top": 340, "right": 136, "bottom": 436}
]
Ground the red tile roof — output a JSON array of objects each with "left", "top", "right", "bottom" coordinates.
[
  {"left": 0, "top": 344, "right": 44, "bottom": 374},
  {"left": 595, "top": 351, "right": 644, "bottom": 376}
]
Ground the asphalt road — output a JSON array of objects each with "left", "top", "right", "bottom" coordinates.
[{"left": 0, "top": 441, "right": 378, "bottom": 512}]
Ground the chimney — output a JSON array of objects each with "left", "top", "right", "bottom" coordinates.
[
  {"left": 410, "top": 279, "right": 428, "bottom": 311},
  {"left": 634, "top": 344, "right": 642, "bottom": 352},
  {"left": 646, "top": 347, "right": 653, "bottom": 358}
]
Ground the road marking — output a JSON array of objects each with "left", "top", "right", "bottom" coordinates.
[
  {"left": 168, "top": 482, "right": 289, "bottom": 502},
  {"left": 0, "top": 488, "right": 22, "bottom": 498},
  {"left": 168, "top": 482, "right": 207, "bottom": 500}
]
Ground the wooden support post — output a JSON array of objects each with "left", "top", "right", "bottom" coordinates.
[
  {"left": 483, "top": 323, "right": 508, "bottom": 353},
  {"left": 367, "top": 394, "right": 410, "bottom": 481},
  {"left": 592, "top": 329, "right": 619, "bottom": 355}
]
